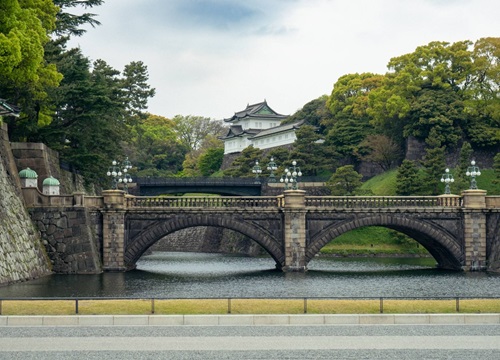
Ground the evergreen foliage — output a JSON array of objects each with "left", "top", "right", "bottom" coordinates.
[
  {"left": 1, "top": 1, "right": 499, "bottom": 192},
  {"left": 326, "top": 165, "right": 363, "bottom": 195},
  {"left": 396, "top": 160, "right": 423, "bottom": 195},
  {"left": 223, "top": 146, "right": 263, "bottom": 178},
  {"left": 421, "top": 127, "right": 447, "bottom": 195},
  {"left": 198, "top": 148, "right": 224, "bottom": 177}
]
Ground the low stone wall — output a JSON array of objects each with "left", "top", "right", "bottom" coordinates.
[{"left": 29, "top": 208, "right": 102, "bottom": 274}]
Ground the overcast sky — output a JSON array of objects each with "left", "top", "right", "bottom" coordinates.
[{"left": 68, "top": 0, "right": 499, "bottom": 120}]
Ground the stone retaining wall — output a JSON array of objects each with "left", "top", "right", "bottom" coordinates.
[
  {"left": 150, "top": 227, "right": 264, "bottom": 256},
  {"left": 0, "top": 123, "right": 51, "bottom": 285},
  {"left": 10, "top": 142, "right": 93, "bottom": 195},
  {"left": 29, "top": 208, "right": 101, "bottom": 274}
]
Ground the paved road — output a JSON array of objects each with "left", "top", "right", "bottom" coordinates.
[{"left": 1, "top": 324, "right": 500, "bottom": 359}]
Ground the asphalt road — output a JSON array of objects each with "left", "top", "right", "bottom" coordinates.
[{"left": 1, "top": 324, "right": 500, "bottom": 359}]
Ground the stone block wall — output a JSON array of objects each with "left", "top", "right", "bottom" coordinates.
[
  {"left": 149, "top": 227, "right": 265, "bottom": 256},
  {"left": 10, "top": 142, "right": 94, "bottom": 195},
  {"left": 29, "top": 207, "right": 101, "bottom": 274},
  {"left": 0, "top": 123, "right": 52, "bottom": 285}
]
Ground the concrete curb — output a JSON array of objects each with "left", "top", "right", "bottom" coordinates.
[{"left": 1, "top": 314, "right": 500, "bottom": 326}]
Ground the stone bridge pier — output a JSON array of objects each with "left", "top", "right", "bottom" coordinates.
[
  {"left": 281, "top": 190, "right": 308, "bottom": 271},
  {"left": 462, "top": 189, "right": 488, "bottom": 271},
  {"left": 102, "top": 190, "right": 127, "bottom": 271}
]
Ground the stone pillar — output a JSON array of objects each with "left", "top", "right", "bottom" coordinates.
[
  {"left": 462, "top": 189, "right": 487, "bottom": 209},
  {"left": 73, "top": 192, "right": 85, "bottom": 207},
  {"left": 102, "top": 190, "right": 127, "bottom": 271},
  {"left": 282, "top": 190, "right": 307, "bottom": 272},
  {"left": 462, "top": 189, "right": 487, "bottom": 271}
]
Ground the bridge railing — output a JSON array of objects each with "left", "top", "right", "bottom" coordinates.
[
  {"left": 305, "top": 196, "right": 462, "bottom": 208},
  {"left": 126, "top": 196, "right": 280, "bottom": 208}
]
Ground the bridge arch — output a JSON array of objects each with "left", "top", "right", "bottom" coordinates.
[
  {"left": 306, "top": 214, "right": 463, "bottom": 270},
  {"left": 124, "top": 213, "right": 284, "bottom": 270}
]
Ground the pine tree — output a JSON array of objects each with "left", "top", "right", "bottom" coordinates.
[
  {"left": 453, "top": 142, "right": 474, "bottom": 192},
  {"left": 421, "top": 127, "right": 446, "bottom": 195},
  {"left": 396, "top": 160, "right": 422, "bottom": 195},
  {"left": 327, "top": 165, "right": 363, "bottom": 195}
]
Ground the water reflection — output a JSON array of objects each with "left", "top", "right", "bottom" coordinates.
[{"left": 0, "top": 252, "right": 499, "bottom": 299}]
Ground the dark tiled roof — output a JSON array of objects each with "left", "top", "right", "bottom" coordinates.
[
  {"left": 250, "top": 120, "right": 304, "bottom": 139},
  {"left": 223, "top": 100, "right": 288, "bottom": 123},
  {"left": 219, "top": 125, "right": 261, "bottom": 140}
]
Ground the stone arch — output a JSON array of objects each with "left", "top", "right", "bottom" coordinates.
[
  {"left": 124, "top": 213, "right": 284, "bottom": 270},
  {"left": 306, "top": 214, "right": 463, "bottom": 270}
]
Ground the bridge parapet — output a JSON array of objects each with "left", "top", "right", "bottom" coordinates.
[
  {"left": 305, "top": 195, "right": 462, "bottom": 208},
  {"left": 486, "top": 196, "right": 500, "bottom": 208},
  {"left": 22, "top": 187, "right": 86, "bottom": 207},
  {"left": 126, "top": 195, "right": 281, "bottom": 208}
]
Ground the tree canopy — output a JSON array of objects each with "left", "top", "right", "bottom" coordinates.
[
  {"left": 0, "top": 0, "right": 62, "bottom": 136},
  {"left": 1, "top": 3, "right": 499, "bottom": 197}
]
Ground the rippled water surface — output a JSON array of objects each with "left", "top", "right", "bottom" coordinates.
[{"left": 1, "top": 252, "right": 500, "bottom": 298}]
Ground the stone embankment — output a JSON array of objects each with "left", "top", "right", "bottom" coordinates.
[
  {"left": 0, "top": 123, "right": 51, "bottom": 285},
  {"left": 29, "top": 208, "right": 101, "bottom": 274},
  {"left": 150, "top": 227, "right": 265, "bottom": 256}
]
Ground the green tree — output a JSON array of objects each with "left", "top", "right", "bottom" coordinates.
[
  {"left": 421, "top": 127, "right": 446, "bottom": 195},
  {"left": 290, "top": 124, "right": 338, "bottom": 176},
  {"left": 396, "top": 160, "right": 422, "bottom": 195},
  {"left": 131, "top": 114, "right": 187, "bottom": 176},
  {"left": 326, "top": 165, "right": 363, "bottom": 195},
  {"left": 198, "top": 148, "right": 224, "bottom": 177},
  {"left": 121, "top": 61, "right": 156, "bottom": 125},
  {"left": 180, "top": 132, "right": 224, "bottom": 177},
  {"left": 493, "top": 152, "right": 500, "bottom": 185},
  {"left": 325, "top": 73, "right": 383, "bottom": 156},
  {"left": 223, "top": 146, "right": 263, "bottom": 177},
  {"left": 0, "top": 0, "right": 62, "bottom": 139},
  {"left": 283, "top": 95, "right": 333, "bottom": 133},
  {"left": 464, "top": 37, "right": 500, "bottom": 148},
  {"left": 38, "top": 48, "right": 156, "bottom": 185},
  {"left": 453, "top": 141, "right": 474, "bottom": 191},
  {"left": 368, "top": 40, "right": 476, "bottom": 150},
  {"left": 173, "top": 115, "right": 225, "bottom": 151},
  {"left": 405, "top": 87, "right": 465, "bottom": 147},
  {"left": 52, "top": 0, "right": 103, "bottom": 37},
  {"left": 356, "top": 134, "right": 402, "bottom": 171}
]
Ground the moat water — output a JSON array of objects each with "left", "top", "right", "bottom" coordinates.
[{"left": 1, "top": 252, "right": 500, "bottom": 299}]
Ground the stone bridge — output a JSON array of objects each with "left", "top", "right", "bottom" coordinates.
[
  {"left": 135, "top": 177, "right": 263, "bottom": 196},
  {"left": 22, "top": 188, "right": 500, "bottom": 273}
]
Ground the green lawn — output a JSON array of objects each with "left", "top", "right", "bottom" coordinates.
[{"left": 319, "top": 226, "right": 429, "bottom": 256}]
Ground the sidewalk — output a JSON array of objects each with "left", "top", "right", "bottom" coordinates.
[{"left": 1, "top": 313, "right": 499, "bottom": 326}]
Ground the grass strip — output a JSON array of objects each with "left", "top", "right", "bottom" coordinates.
[{"left": 1, "top": 298, "right": 499, "bottom": 315}]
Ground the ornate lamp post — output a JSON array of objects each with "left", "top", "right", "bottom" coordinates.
[
  {"left": 106, "top": 160, "right": 122, "bottom": 190},
  {"left": 106, "top": 158, "right": 133, "bottom": 191},
  {"left": 267, "top": 157, "right": 278, "bottom": 183},
  {"left": 466, "top": 160, "right": 481, "bottom": 190},
  {"left": 120, "top": 157, "right": 133, "bottom": 193},
  {"left": 440, "top": 168, "right": 454, "bottom": 194},
  {"left": 252, "top": 160, "right": 262, "bottom": 183},
  {"left": 280, "top": 160, "right": 302, "bottom": 190}
]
